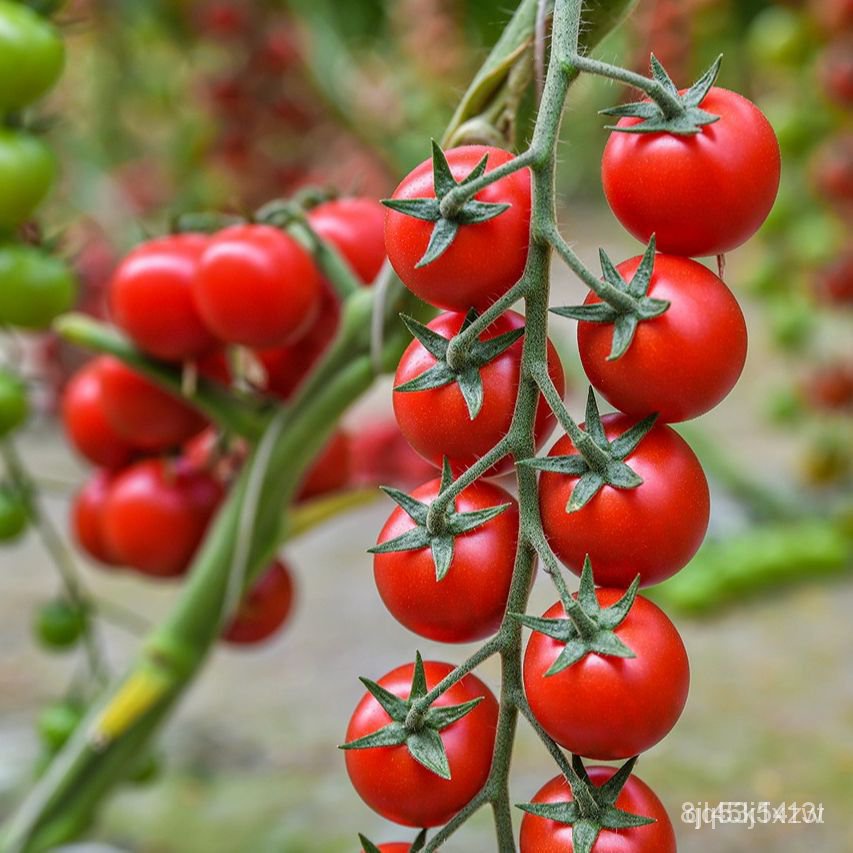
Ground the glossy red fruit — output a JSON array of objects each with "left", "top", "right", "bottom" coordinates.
[
  {"left": 101, "top": 458, "right": 223, "bottom": 577},
  {"left": 393, "top": 311, "right": 565, "bottom": 475},
  {"left": 345, "top": 661, "right": 498, "bottom": 827},
  {"left": 109, "top": 233, "right": 216, "bottom": 361},
  {"left": 297, "top": 430, "right": 351, "bottom": 501},
  {"left": 523, "top": 592, "right": 689, "bottom": 759},
  {"left": 98, "top": 357, "right": 207, "bottom": 451},
  {"left": 373, "top": 477, "right": 518, "bottom": 642},
  {"left": 602, "top": 87, "right": 780, "bottom": 256},
  {"left": 223, "top": 560, "right": 295, "bottom": 645},
  {"left": 61, "top": 360, "right": 137, "bottom": 469},
  {"left": 385, "top": 145, "right": 531, "bottom": 311},
  {"left": 520, "top": 769, "right": 677, "bottom": 852},
  {"left": 578, "top": 254, "right": 747, "bottom": 422},
  {"left": 539, "top": 415, "right": 709, "bottom": 587},
  {"left": 194, "top": 224, "right": 321, "bottom": 347},
  {"left": 71, "top": 470, "right": 120, "bottom": 566},
  {"left": 349, "top": 418, "right": 437, "bottom": 489},
  {"left": 308, "top": 198, "right": 386, "bottom": 284}
]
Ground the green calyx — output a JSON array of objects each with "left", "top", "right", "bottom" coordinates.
[
  {"left": 340, "top": 653, "right": 483, "bottom": 780},
  {"left": 513, "top": 557, "right": 639, "bottom": 673},
  {"left": 551, "top": 237, "right": 669, "bottom": 360},
  {"left": 517, "top": 756, "right": 656, "bottom": 853},
  {"left": 358, "top": 830, "right": 427, "bottom": 853},
  {"left": 395, "top": 309, "right": 524, "bottom": 419},
  {"left": 382, "top": 141, "right": 510, "bottom": 267},
  {"left": 369, "top": 460, "right": 510, "bottom": 581},
  {"left": 602, "top": 54, "right": 723, "bottom": 135},
  {"left": 520, "top": 389, "right": 657, "bottom": 512}
]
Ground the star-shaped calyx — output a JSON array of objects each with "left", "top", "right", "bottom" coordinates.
[
  {"left": 369, "top": 460, "right": 511, "bottom": 580},
  {"left": 358, "top": 830, "right": 426, "bottom": 853},
  {"left": 340, "top": 653, "right": 483, "bottom": 780},
  {"left": 513, "top": 557, "right": 639, "bottom": 673},
  {"left": 382, "top": 141, "right": 511, "bottom": 267},
  {"left": 520, "top": 389, "right": 657, "bottom": 512},
  {"left": 602, "top": 54, "right": 723, "bottom": 135},
  {"left": 517, "top": 756, "right": 656, "bottom": 853},
  {"left": 395, "top": 310, "right": 524, "bottom": 419},
  {"left": 551, "top": 237, "right": 669, "bottom": 360}
]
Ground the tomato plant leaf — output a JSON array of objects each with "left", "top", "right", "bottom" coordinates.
[
  {"left": 512, "top": 612, "right": 575, "bottom": 642},
  {"left": 381, "top": 197, "right": 441, "bottom": 222},
  {"left": 567, "top": 471, "right": 605, "bottom": 512},
  {"left": 430, "top": 535, "right": 455, "bottom": 581},
  {"left": 430, "top": 139, "right": 458, "bottom": 198},
  {"left": 410, "top": 652, "right": 428, "bottom": 700},
  {"left": 604, "top": 459, "right": 643, "bottom": 489},
  {"left": 400, "top": 315, "right": 450, "bottom": 359},
  {"left": 446, "top": 502, "right": 511, "bottom": 536},
  {"left": 424, "top": 697, "right": 483, "bottom": 730},
  {"left": 519, "top": 454, "right": 590, "bottom": 475},
  {"left": 597, "top": 576, "right": 640, "bottom": 630},
  {"left": 626, "top": 236, "right": 657, "bottom": 299},
  {"left": 378, "top": 486, "right": 430, "bottom": 525},
  {"left": 457, "top": 199, "right": 511, "bottom": 225},
  {"left": 597, "top": 756, "right": 638, "bottom": 805},
  {"left": 470, "top": 325, "right": 525, "bottom": 366},
  {"left": 417, "top": 216, "right": 460, "bottom": 268},
  {"left": 369, "top": 526, "right": 433, "bottom": 556},
  {"left": 340, "top": 720, "right": 408, "bottom": 751},
  {"left": 410, "top": 829, "right": 428, "bottom": 853},
  {"left": 584, "top": 388, "right": 609, "bottom": 450},
  {"left": 357, "top": 835, "right": 383, "bottom": 853},
  {"left": 516, "top": 800, "right": 582, "bottom": 825},
  {"left": 456, "top": 366, "right": 485, "bottom": 419},
  {"left": 683, "top": 55, "right": 723, "bottom": 109},
  {"left": 609, "top": 413, "right": 658, "bottom": 459},
  {"left": 406, "top": 727, "right": 451, "bottom": 779},
  {"left": 358, "top": 677, "right": 410, "bottom": 720},
  {"left": 394, "top": 362, "right": 458, "bottom": 395},
  {"left": 550, "top": 303, "right": 621, "bottom": 323},
  {"left": 649, "top": 53, "right": 678, "bottom": 96}
]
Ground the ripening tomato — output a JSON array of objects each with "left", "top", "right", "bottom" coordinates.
[
  {"left": 539, "top": 415, "right": 709, "bottom": 587},
  {"left": 194, "top": 224, "right": 321, "bottom": 347},
  {"left": 0, "top": 1, "right": 64, "bottom": 112},
  {"left": 523, "top": 592, "right": 689, "bottom": 759},
  {"left": 602, "top": 88, "right": 780, "bottom": 256},
  {"left": 385, "top": 146, "right": 531, "bottom": 311},
  {"left": 373, "top": 477, "right": 518, "bottom": 642},
  {"left": 222, "top": 559, "right": 295, "bottom": 645},
  {"left": 345, "top": 661, "right": 498, "bottom": 827},
  {"left": 578, "top": 254, "right": 747, "bottom": 422},
  {"left": 97, "top": 356, "right": 206, "bottom": 451},
  {"left": 308, "top": 198, "right": 386, "bottom": 284},
  {"left": 72, "top": 470, "right": 120, "bottom": 566},
  {"left": 0, "top": 130, "right": 56, "bottom": 230},
  {"left": 393, "top": 311, "right": 565, "bottom": 475},
  {"left": 0, "top": 244, "right": 76, "bottom": 330},
  {"left": 297, "top": 430, "right": 351, "bottom": 501},
  {"left": 520, "top": 768, "right": 677, "bottom": 852},
  {"left": 0, "top": 486, "right": 28, "bottom": 541},
  {"left": 61, "top": 360, "right": 138, "bottom": 469},
  {"left": 101, "top": 458, "right": 223, "bottom": 577},
  {"left": 110, "top": 234, "right": 217, "bottom": 361}
]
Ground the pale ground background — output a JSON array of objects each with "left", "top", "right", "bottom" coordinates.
[{"left": 1, "top": 216, "right": 851, "bottom": 851}]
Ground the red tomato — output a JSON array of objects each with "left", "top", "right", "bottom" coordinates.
[
  {"left": 223, "top": 559, "right": 295, "bottom": 645},
  {"left": 194, "top": 224, "right": 321, "bottom": 348},
  {"left": 297, "top": 430, "right": 351, "bottom": 501},
  {"left": 539, "top": 415, "right": 709, "bottom": 587},
  {"left": 344, "top": 661, "right": 498, "bottom": 827},
  {"left": 578, "top": 254, "right": 747, "bottom": 422},
  {"left": 308, "top": 198, "right": 386, "bottom": 284},
  {"left": 101, "top": 458, "right": 223, "bottom": 577},
  {"left": 385, "top": 145, "right": 531, "bottom": 311},
  {"left": 811, "top": 133, "right": 853, "bottom": 210},
  {"left": 71, "top": 470, "right": 120, "bottom": 567},
  {"left": 602, "top": 88, "right": 780, "bottom": 256},
  {"left": 520, "top": 768, "right": 677, "bottom": 852},
  {"left": 373, "top": 477, "right": 518, "bottom": 642},
  {"left": 812, "top": 252, "right": 853, "bottom": 306},
  {"left": 818, "top": 39, "right": 853, "bottom": 107},
  {"left": 61, "top": 360, "right": 138, "bottom": 469},
  {"left": 98, "top": 356, "right": 207, "bottom": 451},
  {"left": 393, "top": 311, "right": 565, "bottom": 475},
  {"left": 349, "top": 418, "right": 438, "bottom": 488},
  {"left": 523, "top": 591, "right": 689, "bottom": 759},
  {"left": 109, "top": 233, "right": 217, "bottom": 361}
]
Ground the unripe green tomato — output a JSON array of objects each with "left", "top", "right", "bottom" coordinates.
[
  {"left": 34, "top": 600, "right": 87, "bottom": 651},
  {"left": 747, "top": 7, "right": 812, "bottom": 68},
  {"left": 128, "top": 752, "right": 163, "bottom": 785},
  {"left": 0, "top": 486, "right": 28, "bottom": 541},
  {"left": 0, "top": 130, "right": 56, "bottom": 230},
  {"left": 0, "top": 0, "right": 64, "bottom": 113},
  {"left": 0, "top": 369, "right": 28, "bottom": 436},
  {"left": 37, "top": 700, "right": 83, "bottom": 751},
  {"left": 0, "top": 244, "right": 76, "bottom": 329}
]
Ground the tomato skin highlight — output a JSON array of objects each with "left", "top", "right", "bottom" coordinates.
[
  {"left": 97, "top": 356, "right": 207, "bottom": 451},
  {"left": 110, "top": 233, "right": 217, "bottom": 361},
  {"left": 373, "top": 477, "right": 519, "bottom": 642},
  {"left": 385, "top": 145, "right": 531, "bottom": 311},
  {"left": 194, "top": 224, "right": 321, "bottom": 347},
  {"left": 520, "top": 768, "right": 677, "bottom": 852},
  {"left": 223, "top": 559, "right": 295, "bottom": 645},
  {"left": 344, "top": 661, "right": 499, "bottom": 827},
  {"left": 72, "top": 470, "right": 121, "bottom": 567},
  {"left": 393, "top": 311, "right": 565, "bottom": 475},
  {"left": 308, "top": 197, "right": 386, "bottom": 284},
  {"left": 61, "top": 360, "right": 138, "bottom": 469},
  {"left": 101, "top": 458, "right": 223, "bottom": 577},
  {"left": 539, "top": 414, "right": 709, "bottom": 587},
  {"left": 578, "top": 254, "right": 747, "bottom": 422},
  {"left": 602, "top": 87, "right": 780, "bottom": 257},
  {"left": 523, "top": 591, "right": 689, "bottom": 760}
]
